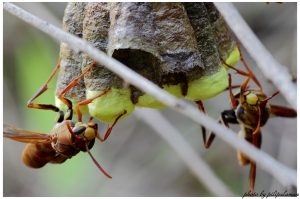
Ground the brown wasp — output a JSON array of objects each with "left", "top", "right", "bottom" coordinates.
[
  {"left": 3, "top": 60, "right": 126, "bottom": 178},
  {"left": 198, "top": 43, "right": 297, "bottom": 193}
]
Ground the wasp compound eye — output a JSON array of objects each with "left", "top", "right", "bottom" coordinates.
[{"left": 72, "top": 126, "right": 86, "bottom": 135}]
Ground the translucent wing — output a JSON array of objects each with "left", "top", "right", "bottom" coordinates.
[{"left": 3, "top": 123, "right": 52, "bottom": 143}]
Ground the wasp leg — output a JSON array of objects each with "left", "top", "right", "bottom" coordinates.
[
  {"left": 249, "top": 161, "right": 256, "bottom": 194},
  {"left": 237, "top": 127, "right": 262, "bottom": 193},
  {"left": 234, "top": 42, "right": 261, "bottom": 90},
  {"left": 57, "top": 61, "right": 98, "bottom": 109},
  {"left": 248, "top": 129, "right": 262, "bottom": 194},
  {"left": 194, "top": 100, "right": 208, "bottom": 147},
  {"left": 224, "top": 84, "right": 242, "bottom": 90},
  {"left": 103, "top": 110, "right": 127, "bottom": 141},
  {"left": 249, "top": 129, "right": 259, "bottom": 193},
  {"left": 26, "top": 58, "right": 71, "bottom": 122},
  {"left": 222, "top": 60, "right": 249, "bottom": 77},
  {"left": 222, "top": 42, "right": 262, "bottom": 90},
  {"left": 197, "top": 74, "right": 240, "bottom": 148},
  {"left": 228, "top": 72, "right": 251, "bottom": 114},
  {"left": 27, "top": 58, "right": 61, "bottom": 111},
  {"left": 204, "top": 109, "right": 238, "bottom": 148},
  {"left": 228, "top": 73, "right": 238, "bottom": 110}
]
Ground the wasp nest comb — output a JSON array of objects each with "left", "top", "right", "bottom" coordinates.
[{"left": 55, "top": 2, "right": 239, "bottom": 124}]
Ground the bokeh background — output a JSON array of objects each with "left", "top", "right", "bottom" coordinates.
[{"left": 3, "top": 2, "right": 297, "bottom": 197}]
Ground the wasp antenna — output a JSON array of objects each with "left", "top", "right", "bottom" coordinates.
[
  {"left": 235, "top": 42, "right": 262, "bottom": 90},
  {"left": 265, "top": 90, "right": 280, "bottom": 102},
  {"left": 258, "top": 90, "right": 280, "bottom": 112},
  {"left": 228, "top": 74, "right": 237, "bottom": 110},
  {"left": 85, "top": 142, "right": 112, "bottom": 179}
]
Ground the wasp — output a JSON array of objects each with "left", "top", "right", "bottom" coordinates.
[
  {"left": 199, "top": 43, "right": 297, "bottom": 192},
  {"left": 3, "top": 60, "right": 127, "bottom": 178}
]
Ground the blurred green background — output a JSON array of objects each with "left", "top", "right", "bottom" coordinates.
[{"left": 3, "top": 2, "right": 297, "bottom": 197}]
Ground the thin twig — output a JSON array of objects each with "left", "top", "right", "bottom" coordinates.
[
  {"left": 134, "top": 109, "right": 236, "bottom": 196},
  {"left": 214, "top": 2, "right": 297, "bottom": 110},
  {"left": 3, "top": 2, "right": 297, "bottom": 190}
]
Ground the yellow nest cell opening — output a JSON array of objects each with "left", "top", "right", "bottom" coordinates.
[
  {"left": 185, "top": 46, "right": 240, "bottom": 101},
  {"left": 222, "top": 46, "right": 240, "bottom": 70},
  {"left": 86, "top": 88, "right": 134, "bottom": 124},
  {"left": 135, "top": 46, "right": 240, "bottom": 107},
  {"left": 135, "top": 84, "right": 182, "bottom": 109},
  {"left": 185, "top": 67, "right": 228, "bottom": 100}
]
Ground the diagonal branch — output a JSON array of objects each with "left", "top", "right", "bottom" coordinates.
[
  {"left": 3, "top": 2, "right": 297, "bottom": 192},
  {"left": 134, "top": 109, "right": 235, "bottom": 196}
]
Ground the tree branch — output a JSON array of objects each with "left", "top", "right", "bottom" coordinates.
[
  {"left": 134, "top": 109, "right": 235, "bottom": 196},
  {"left": 3, "top": 2, "right": 297, "bottom": 192}
]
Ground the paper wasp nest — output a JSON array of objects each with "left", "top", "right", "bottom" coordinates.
[{"left": 55, "top": 2, "right": 239, "bottom": 124}]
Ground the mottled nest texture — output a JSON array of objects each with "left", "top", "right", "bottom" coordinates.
[{"left": 56, "top": 2, "right": 235, "bottom": 102}]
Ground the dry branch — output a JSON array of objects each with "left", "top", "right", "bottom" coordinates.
[{"left": 134, "top": 109, "right": 235, "bottom": 196}]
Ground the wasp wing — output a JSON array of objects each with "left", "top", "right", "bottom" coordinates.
[
  {"left": 269, "top": 104, "right": 297, "bottom": 118},
  {"left": 3, "top": 123, "right": 52, "bottom": 143}
]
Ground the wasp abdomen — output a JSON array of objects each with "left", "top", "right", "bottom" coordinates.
[{"left": 22, "top": 143, "right": 56, "bottom": 168}]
